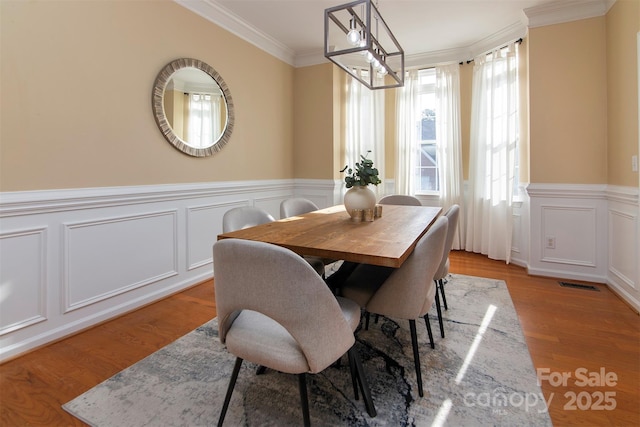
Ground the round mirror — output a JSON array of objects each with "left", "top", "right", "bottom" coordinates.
[{"left": 152, "top": 58, "right": 234, "bottom": 157}]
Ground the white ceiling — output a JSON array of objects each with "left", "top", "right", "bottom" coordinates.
[{"left": 176, "top": 0, "right": 612, "bottom": 67}]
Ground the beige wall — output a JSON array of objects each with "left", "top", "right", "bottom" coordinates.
[
  {"left": 292, "top": 64, "right": 336, "bottom": 179},
  {"left": 606, "top": 0, "right": 640, "bottom": 187},
  {"left": 528, "top": 17, "right": 608, "bottom": 184},
  {"left": 3, "top": 1, "right": 636, "bottom": 193},
  {"left": 0, "top": 0, "right": 294, "bottom": 191}
]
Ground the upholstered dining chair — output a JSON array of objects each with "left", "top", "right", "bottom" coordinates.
[
  {"left": 280, "top": 198, "right": 336, "bottom": 272},
  {"left": 375, "top": 194, "right": 446, "bottom": 337},
  {"left": 280, "top": 197, "right": 319, "bottom": 218},
  {"left": 213, "top": 239, "right": 377, "bottom": 426},
  {"left": 433, "top": 204, "right": 460, "bottom": 315},
  {"left": 222, "top": 206, "right": 325, "bottom": 277},
  {"left": 222, "top": 206, "right": 275, "bottom": 233},
  {"left": 339, "top": 216, "right": 448, "bottom": 397},
  {"left": 378, "top": 194, "right": 422, "bottom": 206}
]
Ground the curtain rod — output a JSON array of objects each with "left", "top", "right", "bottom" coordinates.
[{"left": 460, "top": 38, "right": 523, "bottom": 65}]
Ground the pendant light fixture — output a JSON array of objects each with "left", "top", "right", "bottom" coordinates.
[{"left": 324, "top": 0, "right": 404, "bottom": 90}]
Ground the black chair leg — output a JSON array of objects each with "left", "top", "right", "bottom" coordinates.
[
  {"left": 365, "top": 311, "right": 370, "bottom": 330},
  {"left": 256, "top": 365, "right": 267, "bottom": 375},
  {"left": 435, "top": 286, "right": 445, "bottom": 338},
  {"left": 439, "top": 278, "right": 448, "bottom": 310},
  {"left": 298, "top": 374, "right": 310, "bottom": 427},
  {"left": 348, "top": 346, "right": 377, "bottom": 417},
  {"left": 423, "top": 314, "right": 435, "bottom": 349},
  {"left": 409, "top": 320, "right": 424, "bottom": 397},
  {"left": 218, "top": 357, "right": 243, "bottom": 427},
  {"left": 347, "top": 350, "right": 359, "bottom": 401}
]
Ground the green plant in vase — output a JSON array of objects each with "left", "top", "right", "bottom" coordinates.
[
  {"left": 340, "top": 151, "right": 382, "bottom": 188},
  {"left": 340, "top": 151, "right": 381, "bottom": 218}
]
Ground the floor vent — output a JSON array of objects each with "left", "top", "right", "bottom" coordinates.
[{"left": 558, "top": 281, "right": 600, "bottom": 292}]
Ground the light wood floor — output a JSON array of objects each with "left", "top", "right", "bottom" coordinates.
[{"left": 1, "top": 251, "right": 638, "bottom": 426}]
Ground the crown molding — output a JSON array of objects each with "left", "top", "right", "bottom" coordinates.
[
  {"left": 468, "top": 21, "right": 527, "bottom": 59},
  {"left": 174, "top": 0, "right": 296, "bottom": 66},
  {"left": 522, "top": 0, "right": 611, "bottom": 28},
  {"left": 294, "top": 49, "right": 328, "bottom": 68},
  {"left": 176, "top": 0, "right": 615, "bottom": 69}
]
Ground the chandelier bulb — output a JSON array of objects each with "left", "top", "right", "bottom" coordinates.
[
  {"left": 366, "top": 51, "right": 374, "bottom": 63},
  {"left": 347, "top": 17, "right": 360, "bottom": 46}
]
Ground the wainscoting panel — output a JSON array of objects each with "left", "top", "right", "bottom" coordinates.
[
  {"left": 606, "top": 186, "right": 639, "bottom": 311},
  {"left": 186, "top": 201, "right": 245, "bottom": 270},
  {"left": 528, "top": 184, "right": 608, "bottom": 282},
  {"left": 608, "top": 209, "right": 636, "bottom": 288},
  {"left": 0, "top": 180, "right": 337, "bottom": 362},
  {"left": 540, "top": 206, "right": 597, "bottom": 266},
  {"left": 63, "top": 211, "right": 179, "bottom": 312},
  {"left": 528, "top": 183, "right": 639, "bottom": 312},
  {"left": 2, "top": 180, "right": 636, "bottom": 360},
  {"left": 0, "top": 227, "right": 47, "bottom": 335},
  {"left": 510, "top": 187, "right": 530, "bottom": 267}
]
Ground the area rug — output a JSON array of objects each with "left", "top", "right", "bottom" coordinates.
[{"left": 63, "top": 274, "right": 552, "bottom": 426}]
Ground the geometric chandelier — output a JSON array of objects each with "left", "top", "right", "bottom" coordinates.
[{"left": 324, "top": 0, "right": 404, "bottom": 90}]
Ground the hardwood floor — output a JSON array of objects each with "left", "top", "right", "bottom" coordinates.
[{"left": 1, "top": 251, "right": 638, "bottom": 426}]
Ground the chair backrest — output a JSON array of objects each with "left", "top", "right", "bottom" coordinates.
[
  {"left": 222, "top": 206, "right": 275, "bottom": 233},
  {"left": 378, "top": 195, "right": 422, "bottom": 206},
  {"left": 434, "top": 204, "right": 460, "bottom": 279},
  {"left": 213, "top": 238, "right": 354, "bottom": 372},
  {"left": 280, "top": 198, "right": 319, "bottom": 219},
  {"left": 366, "top": 216, "right": 448, "bottom": 319}
]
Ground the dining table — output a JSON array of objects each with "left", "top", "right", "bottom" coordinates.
[{"left": 217, "top": 204, "right": 442, "bottom": 268}]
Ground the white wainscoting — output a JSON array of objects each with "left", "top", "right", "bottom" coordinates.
[
  {"left": 1, "top": 180, "right": 637, "bottom": 361},
  {"left": 606, "top": 186, "right": 640, "bottom": 312},
  {"left": 527, "top": 183, "right": 639, "bottom": 312},
  {"left": 0, "top": 179, "right": 342, "bottom": 362}
]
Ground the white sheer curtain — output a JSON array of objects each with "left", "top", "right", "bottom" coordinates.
[
  {"left": 395, "top": 69, "right": 419, "bottom": 195},
  {"left": 435, "top": 64, "right": 465, "bottom": 249},
  {"left": 186, "top": 93, "right": 216, "bottom": 148},
  {"left": 345, "top": 70, "right": 385, "bottom": 199},
  {"left": 465, "top": 43, "right": 520, "bottom": 262}
]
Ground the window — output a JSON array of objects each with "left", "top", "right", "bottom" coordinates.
[{"left": 414, "top": 69, "right": 438, "bottom": 193}]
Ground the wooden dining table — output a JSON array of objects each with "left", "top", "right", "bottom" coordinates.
[{"left": 217, "top": 204, "right": 442, "bottom": 268}]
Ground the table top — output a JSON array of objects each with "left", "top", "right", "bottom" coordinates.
[{"left": 217, "top": 204, "right": 442, "bottom": 268}]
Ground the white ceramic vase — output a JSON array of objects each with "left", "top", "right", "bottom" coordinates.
[{"left": 344, "top": 185, "right": 377, "bottom": 214}]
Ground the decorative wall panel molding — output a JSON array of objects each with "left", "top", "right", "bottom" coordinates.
[
  {"left": 606, "top": 186, "right": 639, "bottom": 311},
  {"left": 540, "top": 206, "right": 597, "bottom": 266},
  {"left": 1, "top": 180, "right": 637, "bottom": 360},
  {"left": 63, "top": 211, "right": 179, "bottom": 312},
  {"left": 528, "top": 183, "right": 639, "bottom": 312},
  {"left": 0, "top": 180, "right": 316, "bottom": 361},
  {"left": 0, "top": 227, "right": 47, "bottom": 335}
]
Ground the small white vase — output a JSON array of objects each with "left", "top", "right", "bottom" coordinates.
[{"left": 344, "top": 186, "right": 377, "bottom": 215}]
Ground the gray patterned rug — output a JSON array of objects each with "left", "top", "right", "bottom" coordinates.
[{"left": 63, "top": 274, "right": 552, "bottom": 426}]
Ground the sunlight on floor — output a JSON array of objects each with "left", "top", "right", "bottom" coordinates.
[
  {"left": 431, "top": 398, "right": 452, "bottom": 427},
  {"left": 455, "top": 304, "right": 498, "bottom": 384}
]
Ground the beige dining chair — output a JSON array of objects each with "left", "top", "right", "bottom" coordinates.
[
  {"left": 222, "top": 206, "right": 275, "bottom": 233},
  {"left": 213, "top": 239, "right": 376, "bottom": 426},
  {"left": 280, "top": 197, "right": 319, "bottom": 218},
  {"left": 339, "top": 216, "right": 448, "bottom": 397},
  {"left": 378, "top": 194, "right": 422, "bottom": 206},
  {"left": 375, "top": 194, "right": 446, "bottom": 337},
  {"left": 280, "top": 198, "right": 337, "bottom": 272},
  {"left": 433, "top": 204, "right": 460, "bottom": 312},
  {"left": 222, "top": 205, "right": 325, "bottom": 277}
]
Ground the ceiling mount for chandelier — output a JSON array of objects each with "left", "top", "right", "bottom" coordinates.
[{"left": 324, "top": 0, "right": 404, "bottom": 90}]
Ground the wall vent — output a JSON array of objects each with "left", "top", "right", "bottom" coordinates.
[{"left": 558, "top": 281, "right": 600, "bottom": 292}]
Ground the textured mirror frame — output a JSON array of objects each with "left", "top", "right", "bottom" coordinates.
[{"left": 152, "top": 58, "right": 234, "bottom": 157}]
